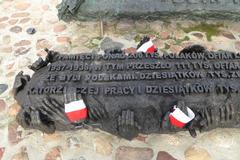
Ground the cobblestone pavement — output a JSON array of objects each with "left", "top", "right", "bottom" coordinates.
[{"left": 1, "top": 0, "right": 240, "bottom": 160}]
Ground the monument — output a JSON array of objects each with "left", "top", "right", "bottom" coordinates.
[
  {"left": 13, "top": 46, "right": 240, "bottom": 140},
  {"left": 57, "top": 0, "right": 240, "bottom": 21}
]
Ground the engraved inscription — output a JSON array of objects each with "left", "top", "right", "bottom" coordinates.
[
  {"left": 28, "top": 50, "right": 240, "bottom": 97},
  {"left": 14, "top": 45, "right": 240, "bottom": 140}
]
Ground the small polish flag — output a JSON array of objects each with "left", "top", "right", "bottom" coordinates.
[
  {"left": 137, "top": 39, "right": 156, "bottom": 53},
  {"left": 64, "top": 100, "right": 88, "bottom": 122},
  {"left": 169, "top": 105, "right": 195, "bottom": 128}
]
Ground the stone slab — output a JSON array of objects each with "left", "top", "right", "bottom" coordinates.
[{"left": 57, "top": 0, "right": 240, "bottom": 21}]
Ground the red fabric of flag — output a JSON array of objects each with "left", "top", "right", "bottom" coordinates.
[
  {"left": 137, "top": 39, "right": 156, "bottom": 53},
  {"left": 169, "top": 105, "right": 195, "bottom": 128},
  {"left": 65, "top": 100, "right": 88, "bottom": 122}
]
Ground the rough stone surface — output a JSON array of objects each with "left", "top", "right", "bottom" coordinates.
[
  {"left": 8, "top": 121, "right": 22, "bottom": 145},
  {"left": 192, "top": 32, "right": 204, "bottom": 39},
  {"left": 170, "top": 45, "right": 182, "bottom": 53},
  {"left": 42, "top": 5, "right": 49, "bottom": 11},
  {"left": 235, "top": 41, "right": 240, "bottom": 51},
  {"left": 0, "top": 148, "right": 4, "bottom": 160},
  {"left": 14, "top": 40, "right": 31, "bottom": 46},
  {"left": 124, "top": 47, "right": 137, "bottom": 54},
  {"left": 44, "top": 147, "right": 61, "bottom": 160},
  {"left": 0, "top": 23, "right": 7, "bottom": 29},
  {"left": 116, "top": 20, "right": 134, "bottom": 32},
  {"left": 153, "top": 39, "right": 165, "bottom": 49},
  {"left": 221, "top": 31, "right": 235, "bottom": 40},
  {"left": 66, "top": 136, "right": 80, "bottom": 148},
  {"left": 11, "top": 148, "right": 29, "bottom": 160},
  {"left": 201, "top": 129, "right": 236, "bottom": 148},
  {"left": 8, "top": 103, "right": 21, "bottom": 117},
  {"left": 36, "top": 39, "right": 52, "bottom": 50},
  {"left": 14, "top": 2, "right": 31, "bottom": 11},
  {"left": 115, "top": 146, "right": 153, "bottom": 160},
  {"left": 68, "top": 157, "right": 86, "bottom": 160},
  {"left": 2, "top": 35, "right": 11, "bottom": 44},
  {"left": 11, "top": 12, "right": 30, "bottom": 18},
  {"left": 135, "top": 21, "right": 149, "bottom": 33},
  {"left": 8, "top": 19, "right": 18, "bottom": 25},
  {"left": 160, "top": 31, "right": 170, "bottom": 40},
  {"left": 53, "top": 24, "right": 67, "bottom": 32},
  {"left": 14, "top": 47, "right": 31, "bottom": 56},
  {"left": 36, "top": 50, "right": 48, "bottom": 57},
  {"left": 19, "top": 18, "right": 31, "bottom": 24},
  {"left": 185, "top": 146, "right": 213, "bottom": 160},
  {"left": 0, "top": 99, "right": 6, "bottom": 112},
  {"left": 56, "top": 36, "right": 71, "bottom": 43},
  {"left": 0, "top": 47, "right": 12, "bottom": 53},
  {"left": 51, "top": 45, "right": 70, "bottom": 53},
  {"left": 94, "top": 134, "right": 113, "bottom": 156},
  {"left": 0, "top": 17, "right": 8, "bottom": 23},
  {"left": 156, "top": 151, "right": 177, "bottom": 160},
  {"left": 10, "top": 26, "right": 22, "bottom": 33},
  {"left": 134, "top": 134, "right": 147, "bottom": 142}
]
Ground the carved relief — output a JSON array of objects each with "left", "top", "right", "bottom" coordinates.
[{"left": 13, "top": 45, "right": 240, "bottom": 140}]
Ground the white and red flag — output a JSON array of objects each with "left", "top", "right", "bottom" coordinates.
[
  {"left": 137, "top": 39, "right": 156, "bottom": 53},
  {"left": 169, "top": 105, "right": 195, "bottom": 128},
  {"left": 64, "top": 100, "right": 88, "bottom": 122}
]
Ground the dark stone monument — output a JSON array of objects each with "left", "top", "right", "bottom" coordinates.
[
  {"left": 13, "top": 46, "right": 240, "bottom": 140},
  {"left": 57, "top": 0, "right": 240, "bottom": 21}
]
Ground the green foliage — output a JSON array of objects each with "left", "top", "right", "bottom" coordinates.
[
  {"left": 134, "top": 34, "right": 142, "bottom": 42},
  {"left": 182, "top": 23, "right": 223, "bottom": 41},
  {"left": 164, "top": 43, "right": 170, "bottom": 50},
  {"left": 174, "top": 36, "right": 190, "bottom": 45},
  {"left": 85, "top": 37, "right": 102, "bottom": 49}
]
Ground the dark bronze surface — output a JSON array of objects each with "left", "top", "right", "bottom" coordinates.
[{"left": 13, "top": 46, "right": 240, "bottom": 140}]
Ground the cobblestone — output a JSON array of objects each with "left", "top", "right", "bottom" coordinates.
[
  {"left": 0, "top": 99, "right": 6, "bottom": 112},
  {"left": 19, "top": 18, "right": 31, "bottom": 24},
  {"left": 11, "top": 12, "right": 30, "bottom": 18},
  {"left": 185, "top": 146, "right": 213, "bottom": 160},
  {"left": 11, "top": 147, "right": 29, "bottom": 160},
  {"left": 14, "top": 2, "right": 31, "bottom": 11},
  {"left": 8, "top": 19, "right": 18, "bottom": 25},
  {"left": 156, "top": 151, "right": 177, "bottom": 160},
  {"left": 36, "top": 39, "right": 52, "bottom": 50},
  {"left": 8, "top": 121, "right": 22, "bottom": 145},
  {"left": 53, "top": 24, "right": 67, "bottom": 32},
  {"left": 44, "top": 147, "right": 62, "bottom": 160},
  {"left": 0, "top": 148, "right": 5, "bottom": 160},
  {"left": 9, "top": 26, "right": 22, "bottom": 33},
  {"left": 0, "top": 17, "right": 8, "bottom": 23},
  {"left": 115, "top": 146, "right": 153, "bottom": 160},
  {"left": 14, "top": 40, "right": 31, "bottom": 46}
]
